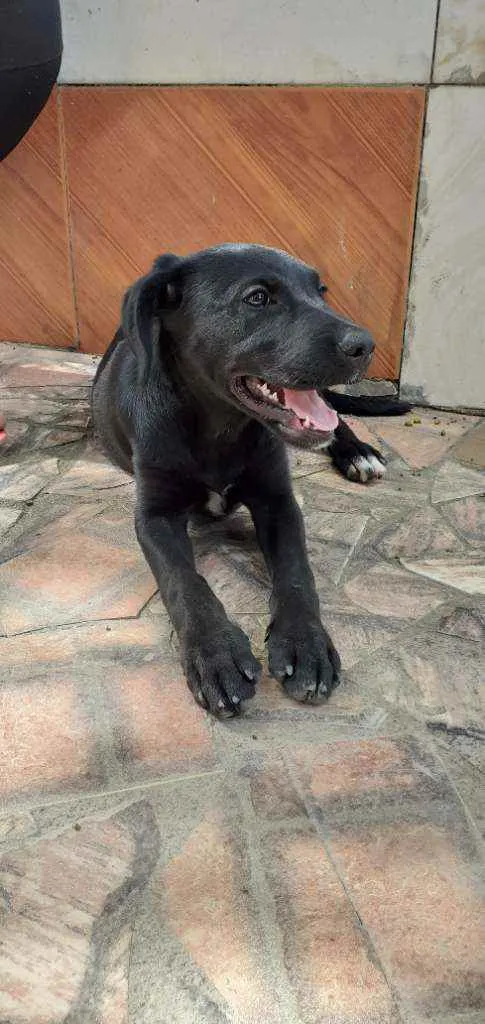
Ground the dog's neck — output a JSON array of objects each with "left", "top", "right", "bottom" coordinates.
[
  {"left": 192, "top": 384, "right": 252, "bottom": 442},
  {"left": 165, "top": 347, "right": 253, "bottom": 442}
]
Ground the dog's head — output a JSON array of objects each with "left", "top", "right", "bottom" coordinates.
[{"left": 122, "top": 244, "right": 375, "bottom": 447}]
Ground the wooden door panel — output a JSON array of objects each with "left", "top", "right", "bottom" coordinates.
[{"left": 62, "top": 86, "right": 424, "bottom": 376}]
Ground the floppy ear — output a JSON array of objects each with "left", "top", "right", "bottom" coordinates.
[{"left": 121, "top": 253, "right": 182, "bottom": 383}]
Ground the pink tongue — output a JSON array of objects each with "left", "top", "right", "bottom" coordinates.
[{"left": 283, "top": 389, "right": 338, "bottom": 432}]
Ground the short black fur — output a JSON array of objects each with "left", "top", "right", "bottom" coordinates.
[{"left": 92, "top": 244, "right": 408, "bottom": 717}]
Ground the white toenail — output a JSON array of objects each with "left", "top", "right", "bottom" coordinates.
[
  {"left": 286, "top": 664, "right": 294, "bottom": 676},
  {"left": 232, "top": 695, "right": 241, "bottom": 704}
]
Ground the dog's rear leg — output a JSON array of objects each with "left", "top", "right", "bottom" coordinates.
[{"left": 329, "top": 417, "right": 387, "bottom": 483}]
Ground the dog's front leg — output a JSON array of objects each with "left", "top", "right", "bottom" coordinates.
[
  {"left": 135, "top": 488, "right": 261, "bottom": 717},
  {"left": 246, "top": 484, "right": 341, "bottom": 704}
]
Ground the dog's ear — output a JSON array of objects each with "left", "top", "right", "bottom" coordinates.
[{"left": 121, "top": 253, "right": 182, "bottom": 383}]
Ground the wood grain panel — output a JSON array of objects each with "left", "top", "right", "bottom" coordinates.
[
  {"left": 62, "top": 86, "right": 425, "bottom": 376},
  {"left": 0, "top": 92, "right": 76, "bottom": 348}
]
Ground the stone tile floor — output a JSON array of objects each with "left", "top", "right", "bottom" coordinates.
[{"left": 0, "top": 342, "right": 484, "bottom": 1024}]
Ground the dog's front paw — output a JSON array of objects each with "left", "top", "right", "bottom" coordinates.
[
  {"left": 330, "top": 437, "right": 386, "bottom": 484},
  {"left": 267, "top": 616, "right": 341, "bottom": 704},
  {"left": 183, "top": 624, "right": 261, "bottom": 718}
]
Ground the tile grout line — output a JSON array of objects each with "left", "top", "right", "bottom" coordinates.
[
  {"left": 397, "top": 87, "right": 430, "bottom": 393},
  {"left": 285, "top": 755, "right": 408, "bottom": 1023},
  {"left": 0, "top": 611, "right": 162, "bottom": 642},
  {"left": 0, "top": 768, "right": 226, "bottom": 820},
  {"left": 398, "top": 0, "right": 442, "bottom": 392},
  {"left": 430, "top": 0, "right": 444, "bottom": 85},
  {"left": 236, "top": 782, "right": 301, "bottom": 1024},
  {"left": 424, "top": 732, "right": 485, "bottom": 859},
  {"left": 57, "top": 87, "right": 81, "bottom": 351},
  {"left": 57, "top": 80, "right": 484, "bottom": 89}
]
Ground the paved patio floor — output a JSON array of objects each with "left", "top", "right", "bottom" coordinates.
[{"left": 1, "top": 343, "right": 484, "bottom": 1024}]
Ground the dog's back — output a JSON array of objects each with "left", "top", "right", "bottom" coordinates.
[{"left": 91, "top": 327, "right": 135, "bottom": 474}]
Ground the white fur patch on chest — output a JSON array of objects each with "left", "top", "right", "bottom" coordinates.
[
  {"left": 205, "top": 491, "right": 227, "bottom": 517},
  {"left": 313, "top": 438, "right": 333, "bottom": 451}
]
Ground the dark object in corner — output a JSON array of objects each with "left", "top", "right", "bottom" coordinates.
[{"left": 0, "top": 0, "right": 62, "bottom": 160}]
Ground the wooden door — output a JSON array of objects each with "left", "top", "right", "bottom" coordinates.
[{"left": 0, "top": 86, "right": 425, "bottom": 378}]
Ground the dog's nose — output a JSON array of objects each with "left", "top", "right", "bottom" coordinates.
[{"left": 338, "top": 329, "right": 375, "bottom": 361}]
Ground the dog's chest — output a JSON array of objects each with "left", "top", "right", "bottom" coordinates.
[
  {"left": 198, "top": 458, "right": 240, "bottom": 495},
  {"left": 192, "top": 426, "right": 255, "bottom": 493},
  {"left": 205, "top": 488, "right": 234, "bottom": 517}
]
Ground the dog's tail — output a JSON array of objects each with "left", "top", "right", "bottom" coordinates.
[{"left": 322, "top": 390, "right": 412, "bottom": 417}]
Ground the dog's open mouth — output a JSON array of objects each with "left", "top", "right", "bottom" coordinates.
[{"left": 231, "top": 376, "right": 338, "bottom": 439}]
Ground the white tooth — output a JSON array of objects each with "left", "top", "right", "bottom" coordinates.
[
  {"left": 304, "top": 416, "right": 311, "bottom": 428},
  {"left": 261, "top": 384, "right": 269, "bottom": 395}
]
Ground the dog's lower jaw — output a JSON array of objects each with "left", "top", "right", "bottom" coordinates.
[
  {"left": 276, "top": 423, "right": 335, "bottom": 451},
  {"left": 230, "top": 376, "right": 339, "bottom": 440}
]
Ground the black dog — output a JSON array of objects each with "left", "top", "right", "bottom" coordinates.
[{"left": 92, "top": 244, "right": 409, "bottom": 717}]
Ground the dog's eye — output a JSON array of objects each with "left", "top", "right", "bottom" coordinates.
[
  {"left": 318, "top": 283, "right": 328, "bottom": 297},
  {"left": 244, "top": 288, "right": 270, "bottom": 308}
]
